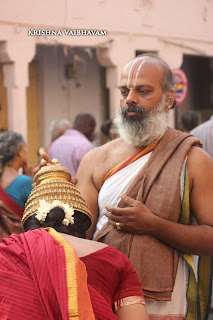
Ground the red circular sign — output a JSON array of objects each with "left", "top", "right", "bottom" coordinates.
[{"left": 172, "top": 68, "right": 188, "bottom": 106}]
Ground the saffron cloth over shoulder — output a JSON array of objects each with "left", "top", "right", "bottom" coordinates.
[{"left": 104, "top": 139, "right": 159, "bottom": 182}]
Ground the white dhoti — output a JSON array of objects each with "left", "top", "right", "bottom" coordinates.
[{"left": 94, "top": 152, "right": 201, "bottom": 319}]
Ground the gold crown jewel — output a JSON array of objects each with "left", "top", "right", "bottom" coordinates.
[{"left": 22, "top": 159, "right": 93, "bottom": 228}]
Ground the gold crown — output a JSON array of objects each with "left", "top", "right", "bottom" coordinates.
[{"left": 22, "top": 160, "right": 92, "bottom": 229}]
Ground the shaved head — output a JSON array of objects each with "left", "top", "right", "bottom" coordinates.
[{"left": 123, "top": 54, "right": 175, "bottom": 93}]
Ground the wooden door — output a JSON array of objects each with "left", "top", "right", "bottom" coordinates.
[
  {"left": 27, "top": 60, "right": 40, "bottom": 168},
  {"left": 0, "top": 64, "right": 8, "bottom": 133}
]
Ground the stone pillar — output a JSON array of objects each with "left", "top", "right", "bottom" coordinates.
[
  {"left": 2, "top": 40, "right": 36, "bottom": 142},
  {"left": 105, "top": 66, "right": 121, "bottom": 119},
  {"left": 97, "top": 40, "right": 135, "bottom": 119}
]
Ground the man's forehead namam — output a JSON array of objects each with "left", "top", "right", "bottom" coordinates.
[{"left": 121, "top": 57, "right": 164, "bottom": 89}]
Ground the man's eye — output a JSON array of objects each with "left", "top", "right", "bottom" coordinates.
[
  {"left": 120, "top": 90, "right": 128, "bottom": 96},
  {"left": 138, "top": 89, "right": 149, "bottom": 94}
]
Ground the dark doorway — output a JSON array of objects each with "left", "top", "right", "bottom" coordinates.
[{"left": 177, "top": 55, "right": 213, "bottom": 128}]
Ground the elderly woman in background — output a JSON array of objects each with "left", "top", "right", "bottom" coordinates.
[
  {"left": 0, "top": 131, "right": 33, "bottom": 241},
  {"left": 0, "top": 160, "right": 149, "bottom": 320}
]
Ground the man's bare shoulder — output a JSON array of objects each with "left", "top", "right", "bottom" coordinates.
[
  {"left": 77, "top": 137, "right": 137, "bottom": 191},
  {"left": 187, "top": 145, "right": 212, "bottom": 164},
  {"left": 187, "top": 146, "right": 213, "bottom": 186},
  {"left": 186, "top": 146, "right": 213, "bottom": 225}
]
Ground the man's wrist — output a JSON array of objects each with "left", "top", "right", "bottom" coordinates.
[{"left": 144, "top": 212, "right": 161, "bottom": 236}]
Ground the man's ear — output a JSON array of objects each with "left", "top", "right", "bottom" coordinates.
[{"left": 166, "top": 90, "right": 175, "bottom": 110}]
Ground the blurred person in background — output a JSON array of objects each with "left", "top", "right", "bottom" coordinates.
[
  {"left": 179, "top": 110, "right": 200, "bottom": 133},
  {"left": 46, "top": 119, "right": 71, "bottom": 153},
  {"left": 191, "top": 114, "right": 213, "bottom": 157},
  {"left": 0, "top": 131, "right": 33, "bottom": 241},
  {"left": 49, "top": 112, "right": 96, "bottom": 176},
  {"left": 101, "top": 119, "right": 118, "bottom": 143}
]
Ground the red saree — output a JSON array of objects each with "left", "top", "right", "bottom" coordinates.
[
  {"left": 0, "top": 228, "right": 143, "bottom": 319},
  {"left": 0, "top": 185, "right": 24, "bottom": 241},
  {"left": 80, "top": 246, "right": 145, "bottom": 312}
]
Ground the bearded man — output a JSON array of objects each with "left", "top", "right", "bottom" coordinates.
[
  {"left": 42, "top": 54, "right": 213, "bottom": 319},
  {"left": 76, "top": 54, "right": 213, "bottom": 319}
]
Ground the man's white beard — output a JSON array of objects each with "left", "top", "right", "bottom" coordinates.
[{"left": 114, "top": 96, "right": 168, "bottom": 148}]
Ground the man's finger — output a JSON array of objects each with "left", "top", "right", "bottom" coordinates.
[
  {"left": 71, "top": 177, "right": 78, "bottom": 185},
  {"left": 120, "top": 194, "right": 142, "bottom": 207},
  {"left": 104, "top": 210, "right": 124, "bottom": 222},
  {"left": 105, "top": 206, "right": 128, "bottom": 217},
  {"left": 34, "top": 158, "right": 48, "bottom": 176},
  {"left": 42, "top": 152, "right": 52, "bottom": 164}
]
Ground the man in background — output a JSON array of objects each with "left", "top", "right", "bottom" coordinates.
[
  {"left": 49, "top": 112, "right": 96, "bottom": 176},
  {"left": 179, "top": 110, "right": 199, "bottom": 133},
  {"left": 191, "top": 114, "right": 213, "bottom": 157},
  {"left": 46, "top": 119, "right": 71, "bottom": 153},
  {"left": 101, "top": 119, "right": 118, "bottom": 143}
]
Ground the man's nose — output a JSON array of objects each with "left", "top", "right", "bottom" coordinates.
[{"left": 126, "top": 89, "right": 138, "bottom": 105}]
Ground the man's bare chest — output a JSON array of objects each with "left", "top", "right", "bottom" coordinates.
[{"left": 92, "top": 143, "right": 138, "bottom": 191}]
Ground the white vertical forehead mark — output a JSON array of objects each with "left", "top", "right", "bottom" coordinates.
[
  {"left": 126, "top": 58, "right": 146, "bottom": 89},
  {"left": 127, "top": 58, "right": 140, "bottom": 89},
  {"left": 134, "top": 60, "right": 145, "bottom": 88}
]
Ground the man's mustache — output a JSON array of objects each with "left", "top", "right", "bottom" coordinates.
[{"left": 121, "top": 104, "right": 149, "bottom": 117}]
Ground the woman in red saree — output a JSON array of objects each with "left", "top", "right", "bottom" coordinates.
[
  {"left": 0, "top": 184, "right": 24, "bottom": 241},
  {"left": 0, "top": 131, "right": 34, "bottom": 241},
  {"left": 0, "top": 161, "right": 149, "bottom": 320}
]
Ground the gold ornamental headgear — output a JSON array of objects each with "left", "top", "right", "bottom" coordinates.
[{"left": 22, "top": 159, "right": 92, "bottom": 230}]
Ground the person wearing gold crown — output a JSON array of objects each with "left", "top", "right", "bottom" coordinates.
[{"left": 0, "top": 159, "right": 149, "bottom": 320}]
